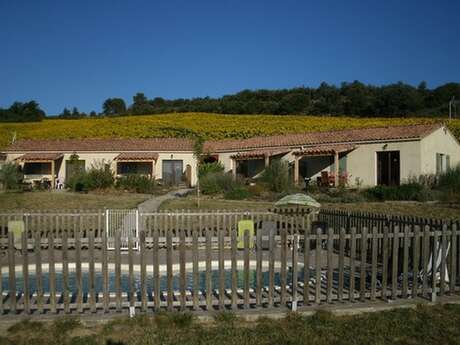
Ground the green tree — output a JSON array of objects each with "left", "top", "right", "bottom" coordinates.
[{"left": 102, "top": 98, "right": 127, "bottom": 115}]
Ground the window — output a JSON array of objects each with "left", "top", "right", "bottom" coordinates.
[
  {"left": 436, "top": 153, "right": 450, "bottom": 174},
  {"left": 24, "top": 163, "right": 51, "bottom": 175}
]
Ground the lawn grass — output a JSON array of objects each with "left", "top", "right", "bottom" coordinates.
[
  {"left": 0, "top": 191, "right": 150, "bottom": 210},
  {"left": 1, "top": 304, "right": 460, "bottom": 345},
  {"left": 161, "top": 195, "right": 460, "bottom": 220}
]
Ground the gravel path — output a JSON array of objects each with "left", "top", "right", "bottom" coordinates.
[{"left": 137, "top": 188, "right": 193, "bottom": 213}]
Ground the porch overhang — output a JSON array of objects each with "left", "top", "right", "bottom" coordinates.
[
  {"left": 16, "top": 152, "right": 64, "bottom": 162},
  {"left": 230, "top": 148, "right": 290, "bottom": 161},
  {"left": 114, "top": 152, "right": 159, "bottom": 162},
  {"left": 292, "top": 144, "right": 355, "bottom": 187},
  {"left": 292, "top": 144, "right": 356, "bottom": 157}
]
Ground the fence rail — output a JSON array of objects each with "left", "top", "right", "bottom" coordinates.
[{"left": 0, "top": 208, "right": 459, "bottom": 315}]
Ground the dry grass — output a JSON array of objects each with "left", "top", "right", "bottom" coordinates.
[
  {"left": 1, "top": 305, "right": 460, "bottom": 345},
  {"left": 0, "top": 191, "right": 150, "bottom": 210},
  {"left": 161, "top": 195, "right": 460, "bottom": 220}
]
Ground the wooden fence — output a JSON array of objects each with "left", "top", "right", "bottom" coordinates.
[{"left": 0, "top": 209, "right": 458, "bottom": 315}]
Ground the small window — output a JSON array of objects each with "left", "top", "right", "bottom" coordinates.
[{"left": 436, "top": 153, "right": 450, "bottom": 174}]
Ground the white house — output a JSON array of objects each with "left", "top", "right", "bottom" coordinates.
[{"left": 2, "top": 123, "right": 459, "bottom": 189}]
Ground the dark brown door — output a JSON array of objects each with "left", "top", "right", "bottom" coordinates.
[
  {"left": 162, "top": 160, "right": 183, "bottom": 185},
  {"left": 377, "top": 151, "right": 400, "bottom": 186}
]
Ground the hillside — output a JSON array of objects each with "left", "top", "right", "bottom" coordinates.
[{"left": 1, "top": 113, "right": 459, "bottom": 149}]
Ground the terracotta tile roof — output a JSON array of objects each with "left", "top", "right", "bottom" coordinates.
[
  {"left": 230, "top": 149, "right": 291, "bottom": 160},
  {"left": 293, "top": 144, "right": 356, "bottom": 156},
  {"left": 4, "top": 123, "right": 443, "bottom": 155},
  {"left": 114, "top": 152, "right": 159, "bottom": 161},
  {"left": 205, "top": 123, "right": 442, "bottom": 152},
  {"left": 5, "top": 138, "right": 195, "bottom": 152},
  {"left": 16, "top": 152, "right": 64, "bottom": 162}
]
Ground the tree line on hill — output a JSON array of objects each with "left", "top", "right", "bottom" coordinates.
[
  {"left": 1, "top": 81, "right": 459, "bottom": 122},
  {"left": 0, "top": 101, "right": 46, "bottom": 122}
]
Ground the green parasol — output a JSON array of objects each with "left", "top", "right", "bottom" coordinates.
[{"left": 274, "top": 193, "right": 321, "bottom": 209}]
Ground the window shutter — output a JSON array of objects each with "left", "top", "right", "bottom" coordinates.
[
  {"left": 436, "top": 153, "right": 442, "bottom": 174},
  {"left": 446, "top": 155, "right": 450, "bottom": 171}
]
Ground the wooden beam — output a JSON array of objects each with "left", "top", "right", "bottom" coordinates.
[
  {"left": 294, "top": 156, "right": 299, "bottom": 185},
  {"left": 51, "top": 160, "right": 56, "bottom": 189},
  {"left": 232, "top": 158, "right": 237, "bottom": 181},
  {"left": 334, "top": 151, "right": 339, "bottom": 187}
]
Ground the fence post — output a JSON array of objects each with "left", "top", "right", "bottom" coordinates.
[
  {"left": 349, "top": 227, "right": 356, "bottom": 302},
  {"left": 166, "top": 218, "right": 174, "bottom": 312},
  {"left": 256, "top": 223, "right": 262, "bottom": 307},
  {"left": 75, "top": 217, "right": 83, "bottom": 313},
  {"left": 34, "top": 230, "right": 43, "bottom": 313},
  {"left": 303, "top": 216, "right": 311, "bottom": 305},
  {"left": 180, "top": 216, "right": 187, "bottom": 311},
  {"left": 315, "top": 227, "right": 322, "bottom": 304},
  {"left": 391, "top": 226, "right": 400, "bottom": 300},
  {"left": 244, "top": 230, "right": 250, "bottom": 309},
  {"left": 280, "top": 220, "right": 288, "bottom": 306},
  {"left": 115, "top": 229, "right": 122, "bottom": 312},
  {"left": 62, "top": 229, "right": 70, "bottom": 314},
  {"left": 440, "top": 224, "right": 448, "bottom": 296},
  {"left": 370, "top": 227, "right": 378, "bottom": 301},
  {"left": 292, "top": 233, "right": 298, "bottom": 311},
  {"left": 326, "top": 227, "right": 333, "bottom": 303},
  {"left": 48, "top": 232, "right": 56, "bottom": 313},
  {"left": 450, "top": 223, "right": 458, "bottom": 294},
  {"left": 90, "top": 228, "right": 97, "bottom": 313},
  {"left": 21, "top": 232, "right": 30, "bottom": 314},
  {"left": 8, "top": 232, "right": 16, "bottom": 314},
  {"left": 231, "top": 222, "right": 238, "bottom": 310},
  {"left": 360, "top": 227, "right": 368, "bottom": 302},
  {"left": 431, "top": 228, "right": 439, "bottom": 302},
  {"left": 102, "top": 229, "right": 109, "bottom": 313},
  {"left": 402, "top": 226, "right": 410, "bottom": 299}
]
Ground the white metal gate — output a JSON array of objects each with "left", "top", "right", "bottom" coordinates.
[{"left": 105, "top": 209, "right": 139, "bottom": 250}]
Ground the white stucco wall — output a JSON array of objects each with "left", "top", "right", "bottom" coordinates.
[
  {"left": 345, "top": 140, "right": 422, "bottom": 187},
  {"left": 6, "top": 151, "right": 198, "bottom": 186},
  {"left": 420, "top": 126, "right": 460, "bottom": 174}
]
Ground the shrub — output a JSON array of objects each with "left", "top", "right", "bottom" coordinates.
[
  {"left": 199, "top": 161, "right": 224, "bottom": 178},
  {"left": 66, "top": 164, "right": 114, "bottom": 192},
  {"left": 261, "top": 160, "right": 292, "bottom": 193},
  {"left": 200, "top": 172, "right": 235, "bottom": 194},
  {"left": 437, "top": 164, "right": 460, "bottom": 202},
  {"left": 224, "top": 186, "right": 250, "bottom": 200},
  {"left": 0, "top": 163, "right": 23, "bottom": 191},
  {"left": 116, "top": 174, "right": 156, "bottom": 194},
  {"left": 365, "top": 183, "right": 433, "bottom": 202}
]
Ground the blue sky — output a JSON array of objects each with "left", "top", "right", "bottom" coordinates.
[{"left": 1, "top": 0, "right": 459, "bottom": 114}]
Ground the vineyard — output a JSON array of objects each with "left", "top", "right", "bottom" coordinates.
[{"left": 1, "top": 113, "right": 459, "bottom": 149}]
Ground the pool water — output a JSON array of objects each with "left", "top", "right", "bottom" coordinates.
[{"left": 2, "top": 269, "right": 369, "bottom": 294}]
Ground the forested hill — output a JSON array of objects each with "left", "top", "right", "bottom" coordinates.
[{"left": 1, "top": 81, "right": 459, "bottom": 122}]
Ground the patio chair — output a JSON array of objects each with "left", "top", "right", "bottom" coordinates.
[
  {"left": 419, "top": 239, "right": 450, "bottom": 284},
  {"left": 8, "top": 220, "right": 25, "bottom": 250},
  {"left": 260, "top": 221, "right": 276, "bottom": 250},
  {"left": 237, "top": 220, "right": 255, "bottom": 249}
]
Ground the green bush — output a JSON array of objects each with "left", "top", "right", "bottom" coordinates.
[
  {"left": 66, "top": 165, "right": 114, "bottom": 192},
  {"left": 0, "top": 163, "right": 23, "bottom": 191},
  {"left": 261, "top": 160, "right": 292, "bottom": 193},
  {"left": 365, "top": 183, "right": 433, "bottom": 202},
  {"left": 200, "top": 172, "right": 235, "bottom": 194},
  {"left": 437, "top": 165, "right": 460, "bottom": 202},
  {"left": 199, "top": 161, "right": 224, "bottom": 178},
  {"left": 116, "top": 174, "right": 156, "bottom": 194},
  {"left": 224, "top": 186, "right": 250, "bottom": 200}
]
